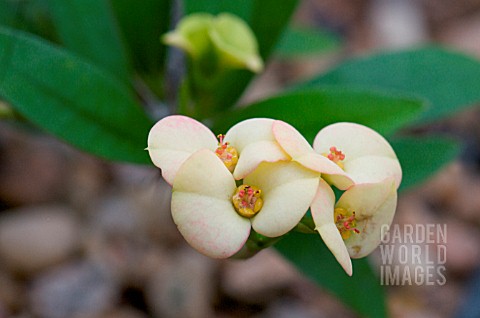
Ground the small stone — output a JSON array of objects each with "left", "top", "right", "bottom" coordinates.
[
  {"left": 0, "top": 205, "right": 80, "bottom": 274},
  {"left": 221, "top": 250, "right": 300, "bottom": 304},
  {"left": 260, "top": 299, "right": 318, "bottom": 318},
  {"left": 439, "top": 12, "right": 480, "bottom": 57},
  {"left": 389, "top": 287, "right": 439, "bottom": 318},
  {"left": 146, "top": 248, "right": 216, "bottom": 318},
  {"left": 421, "top": 281, "right": 462, "bottom": 317},
  {"left": 128, "top": 180, "right": 181, "bottom": 247},
  {"left": 96, "top": 307, "right": 148, "bottom": 318},
  {"left": 450, "top": 174, "right": 480, "bottom": 224},
  {"left": 29, "top": 261, "right": 119, "bottom": 318},
  {"left": 368, "top": 0, "right": 427, "bottom": 48},
  {"left": 443, "top": 219, "right": 480, "bottom": 276},
  {"left": 0, "top": 125, "right": 69, "bottom": 205},
  {"left": 0, "top": 270, "right": 23, "bottom": 313},
  {"left": 0, "top": 302, "right": 9, "bottom": 318},
  {"left": 420, "top": 161, "right": 480, "bottom": 223},
  {"left": 418, "top": 162, "right": 464, "bottom": 210},
  {"left": 65, "top": 155, "right": 110, "bottom": 211}
]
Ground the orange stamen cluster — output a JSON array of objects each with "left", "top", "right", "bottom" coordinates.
[
  {"left": 215, "top": 134, "right": 239, "bottom": 173},
  {"left": 326, "top": 146, "right": 345, "bottom": 169},
  {"left": 334, "top": 207, "right": 360, "bottom": 240},
  {"left": 232, "top": 185, "right": 263, "bottom": 218}
]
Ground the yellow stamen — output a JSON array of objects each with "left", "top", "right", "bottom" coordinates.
[
  {"left": 324, "top": 146, "right": 345, "bottom": 169},
  {"left": 334, "top": 207, "right": 360, "bottom": 240},
  {"left": 215, "top": 134, "right": 239, "bottom": 173},
  {"left": 232, "top": 185, "right": 263, "bottom": 218}
]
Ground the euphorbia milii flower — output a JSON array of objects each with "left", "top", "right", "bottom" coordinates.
[
  {"left": 273, "top": 121, "right": 401, "bottom": 189},
  {"left": 311, "top": 177, "right": 397, "bottom": 276},
  {"left": 147, "top": 115, "right": 288, "bottom": 185},
  {"left": 171, "top": 149, "right": 319, "bottom": 258},
  {"left": 273, "top": 121, "right": 400, "bottom": 275},
  {"left": 313, "top": 122, "right": 402, "bottom": 189},
  {"left": 272, "top": 121, "right": 354, "bottom": 190}
]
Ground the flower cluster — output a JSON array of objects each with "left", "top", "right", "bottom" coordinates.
[{"left": 147, "top": 116, "right": 401, "bottom": 275}]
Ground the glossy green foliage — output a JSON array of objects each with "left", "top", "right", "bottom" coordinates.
[
  {"left": 111, "top": 0, "right": 171, "bottom": 77},
  {"left": 275, "top": 26, "right": 340, "bottom": 58},
  {"left": 47, "top": 0, "right": 130, "bottom": 80},
  {"left": 0, "top": 27, "right": 152, "bottom": 164},
  {"left": 392, "top": 137, "right": 461, "bottom": 191},
  {"left": 276, "top": 232, "right": 387, "bottom": 318},
  {"left": 212, "top": 87, "right": 425, "bottom": 141},
  {"left": 300, "top": 47, "right": 480, "bottom": 123}
]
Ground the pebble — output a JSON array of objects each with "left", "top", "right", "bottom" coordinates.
[
  {"left": 418, "top": 162, "right": 464, "bottom": 212},
  {"left": 388, "top": 287, "right": 439, "bottom": 318},
  {"left": 97, "top": 306, "right": 148, "bottom": 318},
  {"left": 419, "top": 162, "right": 480, "bottom": 223},
  {"left": 29, "top": 260, "right": 119, "bottom": 318},
  {"left": 369, "top": 0, "right": 427, "bottom": 48},
  {"left": 0, "top": 270, "right": 23, "bottom": 312},
  {"left": 146, "top": 248, "right": 216, "bottom": 318},
  {"left": 0, "top": 205, "right": 80, "bottom": 274},
  {"left": 221, "top": 250, "right": 300, "bottom": 304},
  {"left": 84, "top": 194, "right": 149, "bottom": 281},
  {"left": 0, "top": 125, "right": 69, "bottom": 205},
  {"left": 443, "top": 219, "right": 480, "bottom": 276},
  {"left": 128, "top": 181, "right": 181, "bottom": 247},
  {"left": 65, "top": 155, "right": 110, "bottom": 211},
  {"left": 439, "top": 12, "right": 480, "bottom": 57},
  {"left": 258, "top": 299, "right": 318, "bottom": 318}
]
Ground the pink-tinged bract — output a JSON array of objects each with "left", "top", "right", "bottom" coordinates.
[
  {"left": 311, "top": 179, "right": 353, "bottom": 276},
  {"left": 224, "top": 118, "right": 289, "bottom": 180},
  {"left": 147, "top": 115, "right": 217, "bottom": 185},
  {"left": 171, "top": 149, "right": 251, "bottom": 258},
  {"left": 313, "top": 122, "right": 402, "bottom": 188},
  {"left": 272, "top": 120, "right": 354, "bottom": 189},
  {"left": 245, "top": 161, "right": 319, "bottom": 237},
  {"left": 336, "top": 177, "right": 397, "bottom": 258}
]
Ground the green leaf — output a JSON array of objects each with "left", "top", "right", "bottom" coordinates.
[
  {"left": 392, "top": 136, "right": 461, "bottom": 191},
  {"left": 47, "top": 0, "right": 130, "bottom": 80},
  {"left": 212, "top": 87, "right": 425, "bottom": 141},
  {"left": 275, "top": 26, "right": 340, "bottom": 58},
  {"left": 184, "top": 0, "right": 252, "bottom": 21},
  {"left": 0, "top": 27, "right": 153, "bottom": 164},
  {"left": 299, "top": 47, "right": 480, "bottom": 123},
  {"left": 249, "top": 0, "right": 299, "bottom": 59},
  {"left": 111, "top": 0, "right": 171, "bottom": 76},
  {"left": 276, "top": 232, "right": 386, "bottom": 318},
  {"left": 0, "top": 0, "right": 56, "bottom": 40},
  {"left": 183, "top": 0, "right": 299, "bottom": 110},
  {"left": 0, "top": 1, "right": 17, "bottom": 27}
]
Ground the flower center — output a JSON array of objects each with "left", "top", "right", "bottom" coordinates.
[
  {"left": 215, "top": 134, "right": 239, "bottom": 173},
  {"left": 325, "top": 146, "right": 345, "bottom": 169},
  {"left": 232, "top": 185, "right": 263, "bottom": 218},
  {"left": 334, "top": 207, "right": 360, "bottom": 240}
]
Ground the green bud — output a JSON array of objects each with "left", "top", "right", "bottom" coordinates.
[
  {"left": 210, "top": 13, "right": 263, "bottom": 73},
  {"left": 163, "top": 13, "right": 263, "bottom": 73},
  {"left": 163, "top": 13, "right": 213, "bottom": 60}
]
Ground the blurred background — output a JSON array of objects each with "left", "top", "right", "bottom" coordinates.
[{"left": 1, "top": 0, "right": 480, "bottom": 317}]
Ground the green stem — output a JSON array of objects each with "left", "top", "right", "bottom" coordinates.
[
  {"left": 293, "top": 215, "right": 318, "bottom": 234},
  {"left": 231, "top": 230, "right": 283, "bottom": 259},
  {"left": 231, "top": 216, "right": 318, "bottom": 259}
]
